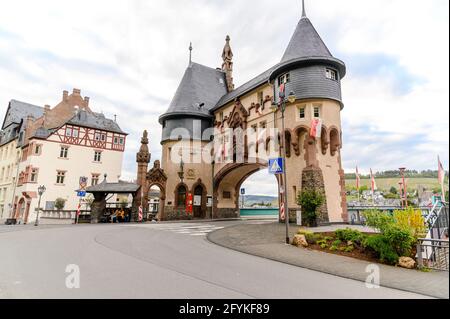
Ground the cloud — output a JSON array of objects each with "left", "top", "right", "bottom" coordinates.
[{"left": 0, "top": 0, "right": 448, "bottom": 196}]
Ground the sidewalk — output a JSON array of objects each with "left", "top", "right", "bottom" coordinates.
[{"left": 207, "top": 222, "right": 449, "bottom": 299}]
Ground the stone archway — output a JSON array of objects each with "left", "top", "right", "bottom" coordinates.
[{"left": 145, "top": 160, "right": 167, "bottom": 221}]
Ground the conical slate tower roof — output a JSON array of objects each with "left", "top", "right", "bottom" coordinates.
[
  {"left": 159, "top": 62, "right": 227, "bottom": 123},
  {"left": 281, "top": 15, "right": 333, "bottom": 62}
]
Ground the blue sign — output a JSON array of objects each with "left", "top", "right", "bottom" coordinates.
[
  {"left": 269, "top": 158, "right": 284, "bottom": 175},
  {"left": 241, "top": 188, "right": 246, "bottom": 195},
  {"left": 77, "top": 191, "right": 87, "bottom": 197}
]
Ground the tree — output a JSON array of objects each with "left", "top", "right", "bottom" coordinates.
[
  {"left": 55, "top": 198, "right": 66, "bottom": 211},
  {"left": 297, "top": 189, "right": 325, "bottom": 227},
  {"left": 389, "top": 186, "right": 398, "bottom": 195}
]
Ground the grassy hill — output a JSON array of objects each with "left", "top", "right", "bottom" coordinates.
[{"left": 345, "top": 177, "right": 442, "bottom": 191}]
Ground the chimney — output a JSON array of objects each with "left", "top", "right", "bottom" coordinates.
[
  {"left": 73, "top": 88, "right": 81, "bottom": 95},
  {"left": 43, "top": 105, "right": 50, "bottom": 126},
  {"left": 63, "top": 90, "right": 69, "bottom": 101},
  {"left": 84, "top": 96, "right": 90, "bottom": 107}
]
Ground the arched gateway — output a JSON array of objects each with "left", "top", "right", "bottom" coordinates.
[{"left": 136, "top": 3, "right": 348, "bottom": 224}]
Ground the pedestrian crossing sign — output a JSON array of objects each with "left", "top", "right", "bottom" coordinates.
[{"left": 269, "top": 158, "right": 284, "bottom": 175}]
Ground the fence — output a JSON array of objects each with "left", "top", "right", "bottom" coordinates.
[{"left": 416, "top": 238, "right": 449, "bottom": 271}]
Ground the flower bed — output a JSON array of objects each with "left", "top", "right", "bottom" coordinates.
[{"left": 292, "top": 207, "right": 427, "bottom": 269}]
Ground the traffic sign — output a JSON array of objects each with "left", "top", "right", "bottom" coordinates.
[
  {"left": 269, "top": 158, "right": 284, "bottom": 175},
  {"left": 77, "top": 191, "right": 87, "bottom": 197},
  {"left": 79, "top": 176, "right": 88, "bottom": 190}
]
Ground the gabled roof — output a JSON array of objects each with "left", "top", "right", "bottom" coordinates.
[
  {"left": 159, "top": 62, "right": 228, "bottom": 123},
  {"left": 85, "top": 181, "right": 140, "bottom": 194},
  {"left": 67, "top": 110, "right": 126, "bottom": 134},
  {"left": 2, "top": 99, "right": 44, "bottom": 129},
  {"left": 281, "top": 16, "right": 332, "bottom": 63}
]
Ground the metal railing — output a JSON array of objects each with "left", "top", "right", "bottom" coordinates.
[{"left": 416, "top": 238, "right": 449, "bottom": 271}]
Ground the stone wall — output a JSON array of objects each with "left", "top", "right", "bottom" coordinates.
[{"left": 301, "top": 166, "right": 329, "bottom": 223}]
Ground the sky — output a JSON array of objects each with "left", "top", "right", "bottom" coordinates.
[{"left": 0, "top": 0, "right": 448, "bottom": 196}]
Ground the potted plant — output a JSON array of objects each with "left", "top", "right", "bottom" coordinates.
[{"left": 297, "top": 189, "right": 325, "bottom": 227}]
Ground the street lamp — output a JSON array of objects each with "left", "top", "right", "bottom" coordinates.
[
  {"left": 399, "top": 167, "right": 408, "bottom": 208},
  {"left": 178, "top": 159, "right": 184, "bottom": 183},
  {"left": 272, "top": 86, "right": 296, "bottom": 244},
  {"left": 34, "top": 185, "right": 46, "bottom": 226}
]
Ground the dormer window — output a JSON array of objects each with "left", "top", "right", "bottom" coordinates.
[
  {"left": 278, "top": 73, "right": 290, "bottom": 86},
  {"left": 326, "top": 68, "right": 337, "bottom": 81}
]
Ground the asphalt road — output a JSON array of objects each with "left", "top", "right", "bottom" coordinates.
[{"left": 0, "top": 221, "right": 430, "bottom": 299}]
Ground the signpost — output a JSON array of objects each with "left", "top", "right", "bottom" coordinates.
[
  {"left": 240, "top": 188, "right": 245, "bottom": 208},
  {"left": 75, "top": 176, "right": 88, "bottom": 224}
]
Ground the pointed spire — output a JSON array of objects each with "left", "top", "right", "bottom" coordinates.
[
  {"left": 301, "top": 0, "right": 306, "bottom": 18},
  {"left": 189, "top": 42, "right": 193, "bottom": 65},
  {"left": 222, "top": 35, "right": 234, "bottom": 92}
]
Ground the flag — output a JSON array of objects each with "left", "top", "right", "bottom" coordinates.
[
  {"left": 356, "top": 166, "right": 361, "bottom": 190},
  {"left": 438, "top": 156, "right": 445, "bottom": 186},
  {"left": 310, "top": 119, "right": 323, "bottom": 138},
  {"left": 370, "top": 169, "right": 377, "bottom": 193}
]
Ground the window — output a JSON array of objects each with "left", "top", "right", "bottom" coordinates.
[
  {"left": 94, "top": 132, "right": 106, "bottom": 141},
  {"left": 299, "top": 107, "right": 306, "bottom": 119},
  {"left": 72, "top": 128, "right": 79, "bottom": 138},
  {"left": 65, "top": 127, "right": 72, "bottom": 137},
  {"left": 45, "top": 201, "right": 55, "bottom": 210},
  {"left": 94, "top": 151, "right": 102, "bottom": 162},
  {"left": 91, "top": 174, "right": 100, "bottom": 186},
  {"left": 314, "top": 106, "right": 321, "bottom": 118},
  {"left": 223, "top": 191, "right": 232, "bottom": 199},
  {"left": 56, "top": 171, "right": 66, "bottom": 184},
  {"left": 176, "top": 185, "right": 187, "bottom": 207},
  {"left": 258, "top": 91, "right": 264, "bottom": 110},
  {"left": 94, "top": 132, "right": 101, "bottom": 141},
  {"left": 119, "top": 137, "right": 124, "bottom": 145},
  {"left": 326, "top": 68, "right": 337, "bottom": 81},
  {"left": 278, "top": 73, "right": 290, "bottom": 86},
  {"left": 60, "top": 146, "right": 68, "bottom": 158},
  {"left": 114, "top": 137, "right": 119, "bottom": 144},
  {"left": 35, "top": 144, "right": 41, "bottom": 155},
  {"left": 30, "top": 168, "right": 38, "bottom": 183}
]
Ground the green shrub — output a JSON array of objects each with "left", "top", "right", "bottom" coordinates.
[
  {"left": 320, "top": 243, "right": 328, "bottom": 249},
  {"left": 332, "top": 240, "right": 342, "bottom": 246},
  {"left": 335, "top": 228, "right": 367, "bottom": 245},
  {"left": 306, "top": 233, "right": 322, "bottom": 245},
  {"left": 55, "top": 198, "right": 66, "bottom": 211},
  {"left": 324, "top": 236, "right": 333, "bottom": 241},
  {"left": 329, "top": 246, "right": 338, "bottom": 252},
  {"left": 363, "top": 235, "right": 399, "bottom": 265},
  {"left": 344, "top": 246, "right": 355, "bottom": 253},
  {"left": 362, "top": 209, "right": 416, "bottom": 258},
  {"left": 297, "top": 189, "right": 325, "bottom": 227},
  {"left": 317, "top": 239, "right": 327, "bottom": 246}
]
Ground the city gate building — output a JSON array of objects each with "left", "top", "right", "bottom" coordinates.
[{"left": 137, "top": 2, "right": 348, "bottom": 223}]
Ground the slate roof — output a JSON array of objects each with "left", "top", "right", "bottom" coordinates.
[
  {"left": 68, "top": 110, "right": 126, "bottom": 134},
  {"left": 85, "top": 181, "right": 140, "bottom": 194},
  {"left": 281, "top": 16, "right": 333, "bottom": 62},
  {"left": 2, "top": 100, "right": 44, "bottom": 129},
  {"left": 159, "top": 62, "right": 228, "bottom": 123}
]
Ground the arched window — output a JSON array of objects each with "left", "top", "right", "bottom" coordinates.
[{"left": 176, "top": 185, "right": 187, "bottom": 207}]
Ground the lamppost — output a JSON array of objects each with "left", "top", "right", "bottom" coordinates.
[
  {"left": 399, "top": 167, "right": 408, "bottom": 208},
  {"left": 272, "top": 87, "right": 296, "bottom": 244},
  {"left": 34, "top": 185, "right": 46, "bottom": 226}
]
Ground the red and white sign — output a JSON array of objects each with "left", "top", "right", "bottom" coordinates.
[
  {"left": 76, "top": 203, "right": 81, "bottom": 217},
  {"left": 310, "top": 119, "right": 323, "bottom": 138},
  {"left": 138, "top": 206, "right": 143, "bottom": 222},
  {"left": 280, "top": 202, "right": 285, "bottom": 221}
]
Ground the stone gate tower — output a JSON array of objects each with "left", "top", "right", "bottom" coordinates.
[{"left": 152, "top": 1, "right": 348, "bottom": 223}]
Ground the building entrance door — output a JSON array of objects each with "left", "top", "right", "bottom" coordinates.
[{"left": 193, "top": 185, "right": 204, "bottom": 218}]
